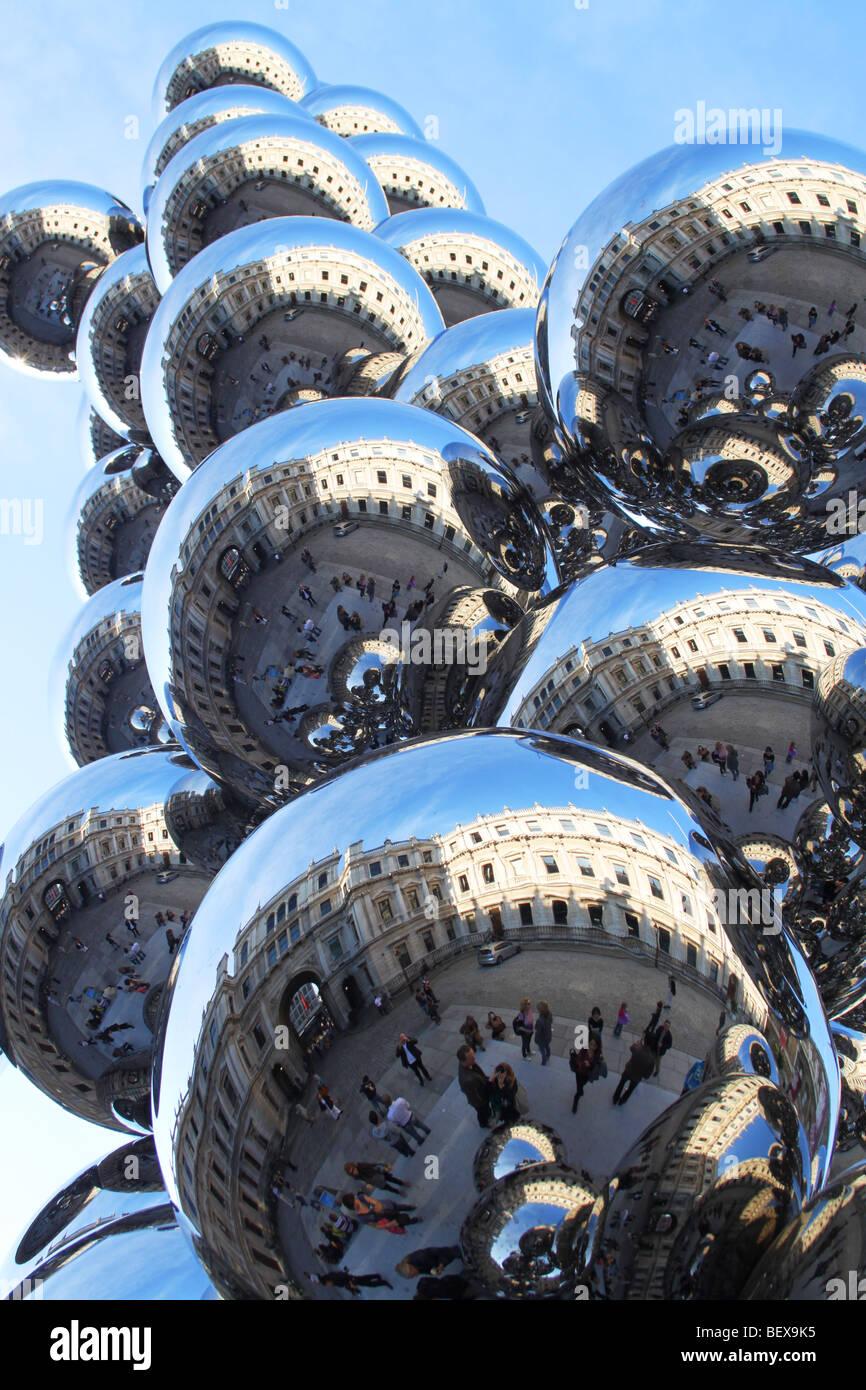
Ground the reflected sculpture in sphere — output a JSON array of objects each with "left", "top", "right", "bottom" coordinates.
[{"left": 741, "top": 1166, "right": 866, "bottom": 1300}]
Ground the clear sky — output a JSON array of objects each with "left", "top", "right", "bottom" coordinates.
[{"left": 1, "top": 0, "right": 864, "bottom": 1265}]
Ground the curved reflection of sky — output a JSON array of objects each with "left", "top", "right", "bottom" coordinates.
[
  {"left": 29, "top": 1223, "right": 214, "bottom": 1300},
  {"left": 0, "top": 747, "right": 215, "bottom": 896},
  {"left": 493, "top": 1136, "right": 555, "bottom": 1181},
  {"left": 491, "top": 1200, "right": 567, "bottom": 1272}
]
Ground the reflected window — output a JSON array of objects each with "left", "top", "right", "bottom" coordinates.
[
  {"left": 648, "top": 875, "right": 664, "bottom": 899},
  {"left": 482, "top": 863, "right": 495, "bottom": 884},
  {"left": 542, "top": 856, "right": 559, "bottom": 874}
]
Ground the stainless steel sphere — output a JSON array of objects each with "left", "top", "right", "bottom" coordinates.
[
  {"left": 151, "top": 727, "right": 838, "bottom": 1299},
  {"left": 140, "top": 397, "right": 555, "bottom": 805},
  {"left": 139, "top": 216, "right": 446, "bottom": 480},
  {"left": 374, "top": 209, "right": 545, "bottom": 326},
  {"left": 535, "top": 131, "right": 866, "bottom": 550},
  {"left": 0, "top": 181, "right": 142, "bottom": 377},
  {"left": 152, "top": 22, "right": 317, "bottom": 122},
  {"left": 0, "top": 746, "right": 247, "bottom": 1132},
  {"left": 348, "top": 133, "right": 484, "bottom": 217},
  {"left": 142, "top": 86, "right": 314, "bottom": 210},
  {"left": 300, "top": 85, "right": 423, "bottom": 140},
  {"left": 51, "top": 574, "right": 163, "bottom": 766},
  {"left": 145, "top": 113, "right": 390, "bottom": 294},
  {"left": 75, "top": 245, "right": 160, "bottom": 437}
]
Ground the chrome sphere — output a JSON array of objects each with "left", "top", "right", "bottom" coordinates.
[
  {"left": 467, "top": 542, "right": 866, "bottom": 827},
  {"left": 1, "top": 1136, "right": 217, "bottom": 1300},
  {"left": 374, "top": 209, "right": 546, "bottom": 325},
  {"left": 741, "top": 1166, "right": 866, "bottom": 1299},
  {"left": 0, "top": 181, "right": 142, "bottom": 377},
  {"left": 146, "top": 113, "right": 391, "bottom": 293},
  {"left": 75, "top": 245, "right": 160, "bottom": 436},
  {"left": 140, "top": 397, "right": 555, "bottom": 805},
  {"left": 142, "top": 86, "right": 313, "bottom": 208},
  {"left": 151, "top": 727, "right": 839, "bottom": 1299},
  {"left": 51, "top": 573, "right": 163, "bottom": 766},
  {"left": 831, "top": 1022, "right": 866, "bottom": 1152},
  {"left": 300, "top": 85, "right": 423, "bottom": 140},
  {"left": 140, "top": 216, "right": 446, "bottom": 480},
  {"left": 536, "top": 131, "right": 866, "bottom": 549},
  {"left": 0, "top": 747, "right": 247, "bottom": 1132},
  {"left": 152, "top": 22, "right": 317, "bottom": 122},
  {"left": 348, "top": 133, "right": 484, "bottom": 217}
]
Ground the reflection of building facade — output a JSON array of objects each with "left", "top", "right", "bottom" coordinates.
[
  {"left": 516, "top": 586, "right": 866, "bottom": 738},
  {"left": 391, "top": 232, "right": 539, "bottom": 316},
  {"left": 154, "top": 128, "right": 383, "bottom": 280},
  {"left": 0, "top": 801, "right": 186, "bottom": 1128},
  {"left": 406, "top": 342, "right": 536, "bottom": 435},
  {"left": 574, "top": 158, "right": 866, "bottom": 403},
  {"left": 170, "top": 802, "right": 762, "bottom": 1296},
  {"left": 73, "top": 468, "right": 165, "bottom": 596},
  {"left": 165, "top": 441, "right": 509, "bottom": 784},
  {"left": 158, "top": 245, "right": 435, "bottom": 468}
]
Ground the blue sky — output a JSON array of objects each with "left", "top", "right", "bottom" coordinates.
[{"left": 1, "top": 0, "right": 865, "bottom": 1265}]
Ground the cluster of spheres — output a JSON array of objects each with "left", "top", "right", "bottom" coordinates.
[{"left": 3, "top": 19, "right": 866, "bottom": 1302}]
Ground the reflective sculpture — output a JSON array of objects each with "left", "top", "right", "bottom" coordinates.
[
  {"left": 374, "top": 210, "right": 546, "bottom": 325},
  {"left": 140, "top": 217, "right": 446, "bottom": 479},
  {"left": 52, "top": 574, "right": 168, "bottom": 765},
  {"left": 66, "top": 444, "right": 178, "bottom": 597},
  {"left": 2, "top": 16, "right": 866, "bottom": 1304},
  {"left": 151, "top": 22, "right": 317, "bottom": 122},
  {"left": 0, "top": 182, "right": 142, "bottom": 376},
  {"left": 146, "top": 113, "right": 390, "bottom": 292}
]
